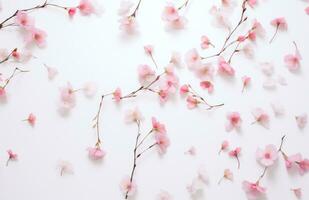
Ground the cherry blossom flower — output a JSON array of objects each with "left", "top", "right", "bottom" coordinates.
[
  {"left": 256, "top": 145, "right": 278, "bottom": 167},
  {"left": 242, "top": 44, "right": 255, "bottom": 59},
  {"left": 252, "top": 108, "right": 269, "bottom": 128},
  {"left": 68, "top": 8, "right": 77, "bottom": 17},
  {"left": 11, "top": 48, "right": 32, "bottom": 63},
  {"left": 77, "top": 0, "right": 96, "bottom": 15},
  {"left": 158, "top": 88, "right": 169, "bottom": 103},
  {"left": 218, "top": 168, "right": 233, "bottom": 184},
  {"left": 144, "top": 45, "right": 153, "bottom": 55},
  {"left": 291, "top": 188, "right": 302, "bottom": 199},
  {"left": 155, "top": 133, "right": 170, "bottom": 154},
  {"left": 284, "top": 153, "right": 309, "bottom": 175},
  {"left": 200, "top": 81, "right": 213, "bottom": 93},
  {"left": 58, "top": 160, "right": 74, "bottom": 176},
  {"left": 162, "top": 4, "right": 179, "bottom": 21},
  {"left": 185, "top": 49, "right": 202, "bottom": 70},
  {"left": 251, "top": 19, "right": 265, "bottom": 39},
  {"left": 180, "top": 84, "right": 189, "bottom": 95},
  {"left": 218, "top": 57, "right": 235, "bottom": 76},
  {"left": 24, "top": 113, "right": 36, "bottom": 126},
  {"left": 156, "top": 190, "right": 172, "bottom": 200},
  {"left": 209, "top": 6, "right": 231, "bottom": 29},
  {"left": 229, "top": 147, "right": 241, "bottom": 169},
  {"left": 152, "top": 117, "right": 166, "bottom": 134},
  {"left": 113, "top": 87, "right": 122, "bottom": 102},
  {"left": 248, "top": 0, "right": 258, "bottom": 8},
  {"left": 0, "top": 87, "right": 6, "bottom": 99},
  {"left": 15, "top": 11, "right": 34, "bottom": 28},
  {"left": 306, "top": 7, "right": 309, "bottom": 15},
  {"left": 185, "top": 146, "right": 196, "bottom": 156},
  {"left": 260, "top": 62, "right": 274, "bottom": 76},
  {"left": 119, "top": 16, "right": 138, "bottom": 33},
  {"left": 138, "top": 64, "right": 155, "bottom": 83},
  {"left": 241, "top": 75, "right": 251, "bottom": 92},
  {"left": 194, "top": 63, "right": 214, "bottom": 80},
  {"left": 270, "top": 103, "right": 285, "bottom": 116},
  {"left": 82, "top": 82, "right": 97, "bottom": 98},
  {"left": 295, "top": 113, "right": 307, "bottom": 129},
  {"left": 125, "top": 107, "right": 143, "bottom": 123},
  {"left": 284, "top": 43, "right": 302, "bottom": 72},
  {"left": 187, "top": 167, "right": 208, "bottom": 196},
  {"left": 6, "top": 149, "right": 18, "bottom": 166},
  {"left": 186, "top": 96, "right": 199, "bottom": 109},
  {"left": 118, "top": 1, "right": 134, "bottom": 16},
  {"left": 225, "top": 112, "right": 242, "bottom": 132},
  {"left": 200, "top": 35, "right": 213, "bottom": 49},
  {"left": 45, "top": 64, "right": 58, "bottom": 80},
  {"left": 59, "top": 83, "right": 76, "bottom": 110},
  {"left": 120, "top": 176, "right": 137, "bottom": 197},
  {"left": 87, "top": 146, "right": 105, "bottom": 160},
  {"left": 219, "top": 140, "right": 229, "bottom": 154},
  {"left": 270, "top": 17, "right": 287, "bottom": 43},
  {"left": 25, "top": 27, "right": 47, "bottom": 48},
  {"left": 169, "top": 51, "right": 182, "bottom": 67},
  {"left": 242, "top": 181, "right": 266, "bottom": 199}
]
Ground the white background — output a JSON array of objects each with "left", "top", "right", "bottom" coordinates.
[{"left": 0, "top": 0, "right": 309, "bottom": 199}]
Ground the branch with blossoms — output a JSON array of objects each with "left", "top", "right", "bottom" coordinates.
[
  {"left": 120, "top": 112, "right": 170, "bottom": 199},
  {"left": 118, "top": 0, "right": 143, "bottom": 33}
]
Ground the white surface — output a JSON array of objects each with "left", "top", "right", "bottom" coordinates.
[{"left": 0, "top": 0, "right": 309, "bottom": 199}]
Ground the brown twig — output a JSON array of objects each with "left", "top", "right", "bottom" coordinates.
[{"left": 1, "top": 67, "right": 29, "bottom": 90}]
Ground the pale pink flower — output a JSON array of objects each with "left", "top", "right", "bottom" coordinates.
[
  {"left": 15, "top": 11, "right": 34, "bottom": 28},
  {"left": 152, "top": 117, "right": 166, "bottom": 134},
  {"left": 162, "top": 4, "right": 179, "bottom": 21},
  {"left": 82, "top": 82, "right": 97, "bottom": 97},
  {"left": 284, "top": 53, "right": 301, "bottom": 71},
  {"left": 180, "top": 84, "right": 189, "bottom": 95},
  {"left": 209, "top": 6, "right": 231, "bottom": 29},
  {"left": 248, "top": 0, "right": 258, "bottom": 8},
  {"left": 68, "top": 8, "right": 77, "bottom": 17},
  {"left": 306, "top": 7, "right": 309, "bottom": 15},
  {"left": 185, "top": 146, "right": 196, "bottom": 156},
  {"left": 284, "top": 154, "right": 309, "bottom": 175},
  {"left": 120, "top": 176, "right": 137, "bottom": 197},
  {"left": 156, "top": 190, "right": 172, "bottom": 200},
  {"left": 223, "top": 169, "right": 233, "bottom": 181},
  {"left": 6, "top": 149, "right": 18, "bottom": 166},
  {"left": 225, "top": 112, "right": 242, "bottom": 132},
  {"left": 260, "top": 62, "right": 274, "bottom": 76},
  {"left": 155, "top": 133, "right": 170, "bottom": 154},
  {"left": 221, "top": 0, "right": 236, "bottom": 8},
  {"left": 187, "top": 167, "right": 208, "bottom": 195},
  {"left": 25, "top": 27, "right": 47, "bottom": 48},
  {"left": 251, "top": 19, "right": 265, "bottom": 38},
  {"left": 58, "top": 160, "right": 74, "bottom": 176},
  {"left": 77, "top": 0, "right": 95, "bottom": 15},
  {"left": 185, "top": 49, "right": 202, "bottom": 69},
  {"left": 194, "top": 63, "right": 214, "bottom": 80},
  {"left": 113, "top": 88, "right": 122, "bottom": 102},
  {"left": 256, "top": 145, "right": 278, "bottom": 167},
  {"left": 229, "top": 147, "right": 241, "bottom": 169},
  {"left": 237, "top": 35, "right": 247, "bottom": 42},
  {"left": 242, "top": 181, "right": 266, "bottom": 199},
  {"left": 118, "top": 1, "right": 134, "bottom": 16},
  {"left": 252, "top": 108, "right": 269, "bottom": 128},
  {"left": 242, "top": 75, "right": 251, "bottom": 92},
  {"left": 0, "top": 87, "right": 6, "bottom": 98},
  {"left": 169, "top": 51, "right": 182, "bottom": 67},
  {"left": 242, "top": 44, "right": 255, "bottom": 59},
  {"left": 138, "top": 64, "right": 155, "bottom": 83},
  {"left": 271, "top": 103, "right": 285, "bottom": 116},
  {"left": 218, "top": 57, "right": 235, "bottom": 76},
  {"left": 119, "top": 16, "right": 137, "bottom": 33},
  {"left": 186, "top": 96, "right": 199, "bottom": 109},
  {"left": 59, "top": 83, "right": 76, "bottom": 110},
  {"left": 295, "top": 113, "right": 307, "bottom": 129},
  {"left": 200, "top": 35, "right": 213, "bottom": 49},
  {"left": 291, "top": 188, "right": 302, "bottom": 199},
  {"left": 144, "top": 45, "right": 154, "bottom": 55},
  {"left": 158, "top": 89, "right": 169, "bottom": 103},
  {"left": 219, "top": 140, "right": 229, "bottom": 154},
  {"left": 45, "top": 66, "right": 58, "bottom": 80},
  {"left": 11, "top": 49, "right": 32, "bottom": 63},
  {"left": 271, "top": 17, "right": 288, "bottom": 30},
  {"left": 87, "top": 146, "right": 105, "bottom": 160},
  {"left": 125, "top": 107, "right": 143, "bottom": 123},
  {"left": 200, "top": 81, "right": 213, "bottom": 93},
  {"left": 25, "top": 113, "right": 36, "bottom": 126}
]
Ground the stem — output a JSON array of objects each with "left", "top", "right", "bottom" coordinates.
[
  {"left": 150, "top": 54, "right": 159, "bottom": 69},
  {"left": 136, "top": 129, "right": 153, "bottom": 148},
  {"left": 6, "top": 158, "right": 10, "bottom": 167},
  {"left": 278, "top": 135, "right": 286, "bottom": 152},
  {"left": 256, "top": 167, "right": 268, "bottom": 183},
  {"left": 137, "top": 143, "right": 157, "bottom": 158},
  {"left": 0, "top": 48, "right": 17, "bottom": 64},
  {"left": 228, "top": 42, "right": 241, "bottom": 64},
  {"left": 1, "top": 67, "right": 29, "bottom": 89},
  {"left": 178, "top": 0, "right": 190, "bottom": 10},
  {"left": 130, "top": 0, "right": 142, "bottom": 17},
  {"left": 269, "top": 25, "right": 279, "bottom": 44},
  {"left": 218, "top": 177, "right": 224, "bottom": 185},
  {"left": 236, "top": 156, "right": 240, "bottom": 169}
]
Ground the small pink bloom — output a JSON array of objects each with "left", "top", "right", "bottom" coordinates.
[
  {"left": 6, "top": 149, "right": 18, "bottom": 166},
  {"left": 209, "top": 6, "right": 231, "bottom": 29},
  {"left": 45, "top": 65, "right": 58, "bottom": 80},
  {"left": 167, "top": 16, "right": 187, "bottom": 29},
  {"left": 58, "top": 160, "right": 74, "bottom": 176},
  {"left": 284, "top": 54, "right": 301, "bottom": 71},
  {"left": 225, "top": 112, "right": 242, "bottom": 132},
  {"left": 185, "top": 49, "right": 202, "bottom": 70},
  {"left": 113, "top": 88, "right": 122, "bottom": 102},
  {"left": 252, "top": 108, "right": 269, "bottom": 128},
  {"left": 298, "top": 159, "right": 309, "bottom": 175},
  {"left": 138, "top": 64, "right": 155, "bottom": 83},
  {"left": 60, "top": 83, "right": 76, "bottom": 110},
  {"left": 242, "top": 75, "right": 251, "bottom": 92},
  {"left": 248, "top": 0, "right": 258, "bottom": 8},
  {"left": 295, "top": 113, "right": 307, "bottom": 129},
  {"left": 15, "top": 11, "right": 34, "bottom": 28},
  {"left": 157, "top": 190, "right": 172, "bottom": 200},
  {"left": 271, "top": 17, "right": 288, "bottom": 30},
  {"left": 218, "top": 57, "right": 235, "bottom": 76},
  {"left": 83, "top": 82, "right": 97, "bottom": 97},
  {"left": 119, "top": 16, "right": 137, "bottom": 33},
  {"left": 125, "top": 107, "right": 143, "bottom": 123},
  {"left": 68, "top": 8, "right": 77, "bottom": 17},
  {"left": 162, "top": 4, "right": 179, "bottom": 21},
  {"left": 25, "top": 27, "right": 47, "bottom": 48},
  {"left": 219, "top": 140, "right": 229, "bottom": 154},
  {"left": 87, "top": 146, "right": 105, "bottom": 160},
  {"left": 223, "top": 168, "right": 233, "bottom": 181},
  {"left": 26, "top": 113, "right": 36, "bottom": 126},
  {"left": 152, "top": 117, "right": 166, "bottom": 134},
  {"left": 78, "top": 0, "right": 95, "bottom": 15},
  {"left": 256, "top": 145, "right": 278, "bottom": 167},
  {"left": 0, "top": 87, "right": 6, "bottom": 98},
  {"left": 194, "top": 63, "right": 214, "bottom": 80},
  {"left": 252, "top": 19, "right": 265, "bottom": 38},
  {"left": 186, "top": 96, "right": 199, "bottom": 109},
  {"left": 120, "top": 176, "right": 137, "bottom": 197},
  {"left": 229, "top": 147, "right": 241, "bottom": 169},
  {"left": 200, "top": 81, "right": 213, "bottom": 93},
  {"left": 180, "top": 84, "right": 189, "bottom": 95},
  {"left": 285, "top": 153, "right": 302, "bottom": 169},
  {"left": 158, "top": 89, "right": 169, "bottom": 103},
  {"left": 237, "top": 35, "right": 246, "bottom": 42},
  {"left": 306, "top": 7, "right": 309, "bottom": 15},
  {"left": 144, "top": 45, "right": 153, "bottom": 55},
  {"left": 242, "top": 181, "right": 266, "bottom": 199},
  {"left": 200, "top": 35, "right": 212, "bottom": 49},
  {"left": 291, "top": 188, "right": 302, "bottom": 199},
  {"left": 185, "top": 146, "right": 197, "bottom": 156},
  {"left": 155, "top": 133, "right": 170, "bottom": 154},
  {"left": 242, "top": 44, "right": 255, "bottom": 59},
  {"left": 11, "top": 49, "right": 32, "bottom": 63},
  {"left": 169, "top": 51, "right": 182, "bottom": 67}
]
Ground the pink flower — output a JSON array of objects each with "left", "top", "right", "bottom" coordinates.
[
  {"left": 225, "top": 112, "right": 242, "bottom": 132},
  {"left": 144, "top": 45, "right": 154, "bottom": 55},
  {"left": 166, "top": 16, "right": 187, "bottom": 29},
  {"left": 155, "top": 133, "right": 170, "bottom": 154},
  {"left": 87, "top": 146, "right": 105, "bottom": 160},
  {"left": 306, "top": 7, "right": 309, "bottom": 15},
  {"left": 119, "top": 16, "right": 138, "bottom": 33},
  {"left": 113, "top": 88, "right": 122, "bottom": 102},
  {"left": 185, "top": 49, "right": 202, "bottom": 69},
  {"left": 180, "top": 84, "right": 189, "bottom": 95},
  {"left": 158, "top": 89, "right": 169, "bottom": 103},
  {"left": 296, "top": 113, "right": 307, "bottom": 129},
  {"left": 58, "top": 160, "right": 74, "bottom": 176},
  {"left": 200, "top": 35, "right": 213, "bottom": 49},
  {"left": 59, "top": 83, "right": 76, "bottom": 110},
  {"left": 284, "top": 54, "right": 301, "bottom": 71},
  {"left": 229, "top": 147, "right": 241, "bottom": 169},
  {"left": 200, "top": 81, "right": 213, "bottom": 93},
  {"left": 242, "top": 75, "right": 251, "bottom": 92},
  {"left": 157, "top": 190, "right": 172, "bottom": 200},
  {"left": 256, "top": 145, "right": 278, "bottom": 167},
  {"left": 271, "top": 17, "right": 288, "bottom": 30},
  {"left": 26, "top": 113, "right": 36, "bottom": 126},
  {"left": 252, "top": 108, "right": 269, "bottom": 128},
  {"left": 138, "top": 64, "right": 155, "bottom": 83},
  {"left": 25, "top": 27, "right": 47, "bottom": 48},
  {"left": 120, "top": 176, "right": 137, "bottom": 197},
  {"left": 125, "top": 107, "right": 143, "bottom": 123},
  {"left": 194, "top": 63, "right": 214, "bottom": 80},
  {"left": 82, "top": 82, "right": 97, "bottom": 97},
  {"left": 152, "top": 117, "right": 166, "bottom": 134},
  {"left": 11, "top": 49, "right": 32, "bottom": 63},
  {"left": 6, "top": 149, "right": 18, "bottom": 166},
  {"left": 248, "top": 0, "right": 258, "bottom": 8},
  {"left": 45, "top": 65, "right": 58, "bottom": 80},
  {"left": 291, "top": 188, "right": 302, "bottom": 199},
  {"left": 15, "top": 11, "right": 34, "bottom": 28},
  {"left": 68, "top": 8, "right": 77, "bottom": 17},
  {"left": 223, "top": 169, "right": 233, "bottom": 181},
  {"left": 78, "top": 0, "right": 95, "bottom": 15},
  {"left": 219, "top": 140, "right": 229, "bottom": 154},
  {"left": 242, "top": 181, "right": 266, "bottom": 199},
  {"left": 251, "top": 20, "right": 265, "bottom": 38},
  {"left": 162, "top": 4, "right": 179, "bottom": 21},
  {"left": 0, "top": 87, "right": 6, "bottom": 98},
  {"left": 284, "top": 153, "right": 309, "bottom": 175},
  {"left": 237, "top": 35, "right": 247, "bottom": 42},
  {"left": 186, "top": 96, "right": 199, "bottom": 109},
  {"left": 170, "top": 51, "right": 182, "bottom": 67},
  {"left": 218, "top": 57, "right": 235, "bottom": 76}
]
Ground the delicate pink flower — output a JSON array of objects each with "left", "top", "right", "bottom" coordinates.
[
  {"left": 125, "top": 107, "right": 143, "bottom": 123},
  {"left": 248, "top": 0, "right": 258, "bottom": 8},
  {"left": 291, "top": 188, "right": 302, "bottom": 199},
  {"left": 11, "top": 49, "right": 32, "bottom": 63},
  {"left": 285, "top": 154, "right": 309, "bottom": 175},
  {"left": 87, "top": 146, "right": 105, "bottom": 160},
  {"left": 194, "top": 63, "right": 214, "bottom": 80},
  {"left": 82, "top": 82, "right": 97, "bottom": 97},
  {"left": 113, "top": 88, "right": 122, "bottom": 102},
  {"left": 120, "top": 176, "right": 137, "bottom": 197},
  {"left": 180, "top": 84, "right": 189, "bottom": 95},
  {"left": 144, "top": 45, "right": 153, "bottom": 55},
  {"left": 251, "top": 19, "right": 265, "bottom": 38},
  {"left": 284, "top": 54, "right": 301, "bottom": 71},
  {"left": 219, "top": 140, "right": 229, "bottom": 154},
  {"left": 0, "top": 87, "right": 6, "bottom": 98},
  {"left": 25, "top": 27, "right": 47, "bottom": 48},
  {"left": 306, "top": 7, "right": 309, "bottom": 15},
  {"left": 155, "top": 133, "right": 170, "bottom": 154},
  {"left": 15, "top": 11, "right": 34, "bottom": 28},
  {"left": 162, "top": 4, "right": 179, "bottom": 21},
  {"left": 158, "top": 89, "right": 169, "bottom": 103},
  {"left": 237, "top": 35, "right": 246, "bottom": 42},
  {"left": 185, "top": 49, "right": 202, "bottom": 69},
  {"left": 271, "top": 17, "right": 288, "bottom": 30},
  {"left": 225, "top": 112, "right": 242, "bottom": 132},
  {"left": 298, "top": 159, "right": 309, "bottom": 175},
  {"left": 260, "top": 62, "right": 274, "bottom": 76},
  {"left": 167, "top": 16, "right": 187, "bottom": 29},
  {"left": 242, "top": 181, "right": 266, "bottom": 199},
  {"left": 187, "top": 167, "right": 208, "bottom": 195},
  {"left": 200, "top": 35, "right": 213, "bottom": 49},
  {"left": 169, "top": 51, "right": 182, "bottom": 67},
  {"left": 152, "top": 117, "right": 166, "bottom": 134},
  {"left": 119, "top": 16, "right": 137, "bottom": 33},
  {"left": 252, "top": 108, "right": 269, "bottom": 128},
  {"left": 25, "top": 113, "right": 36, "bottom": 126},
  {"left": 186, "top": 96, "right": 199, "bottom": 109},
  {"left": 242, "top": 75, "right": 251, "bottom": 92},
  {"left": 58, "top": 160, "right": 74, "bottom": 176},
  {"left": 185, "top": 146, "right": 197, "bottom": 156},
  {"left": 156, "top": 190, "right": 172, "bottom": 200},
  {"left": 229, "top": 147, "right": 241, "bottom": 169},
  {"left": 223, "top": 169, "right": 233, "bottom": 181},
  {"left": 118, "top": 1, "right": 134, "bottom": 16},
  {"left": 209, "top": 6, "right": 231, "bottom": 29},
  {"left": 218, "top": 57, "right": 235, "bottom": 76},
  {"left": 256, "top": 145, "right": 278, "bottom": 167},
  {"left": 242, "top": 44, "right": 255, "bottom": 59},
  {"left": 295, "top": 113, "right": 307, "bottom": 129},
  {"left": 6, "top": 149, "right": 18, "bottom": 166},
  {"left": 59, "top": 83, "right": 76, "bottom": 110},
  {"left": 78, "top": 0, "right": 95, "bottom": 15},
  {"left": 68, "top": 8, "right": 77, "bottom": 17},
  {"left": 271, "top": 103, "right": 285, "bottom": 116},
  {"left": 138, "top": 64, "right": 155, "bottom": 83},
  {"left": 200, "top": 81, "right": 213, "bottom": 93},
  {"left": 46, "top": 66, "right": 58, "bottom": 80}
]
